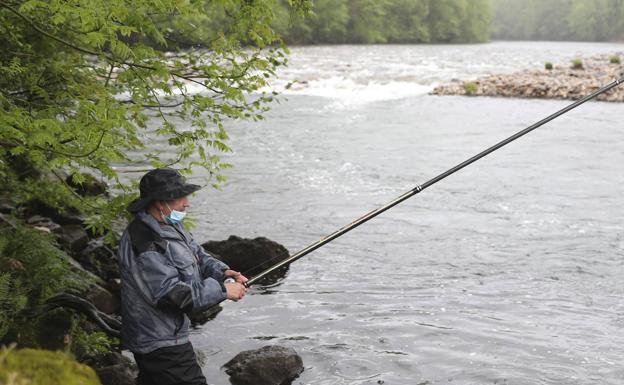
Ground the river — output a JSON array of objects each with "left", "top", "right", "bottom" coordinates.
[{"left": 164, "top": 42, "right": 624, "bottom": 384}]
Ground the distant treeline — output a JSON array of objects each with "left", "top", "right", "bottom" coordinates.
[
  {"left": 160, "top": 0, "right": 624, "bottom": 47},
  {"left": 492, "top": 0, "right": 624, "bottom": 41},
  {"left": 273, "top": 0, "right": 491, "bottom": 44}
]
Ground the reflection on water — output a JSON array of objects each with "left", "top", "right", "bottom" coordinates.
[{"left": 143, "top": 42, "right": 624, "bottom": 384}]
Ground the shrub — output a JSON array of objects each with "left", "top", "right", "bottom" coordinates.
[
  {"left": 72, "top": 329, "right": 118, "bottom": 362},
  {"left": 570, "top": 58, "right": 584, "bottom": 69},
  {"left": 545, "top": 62, "right": 553, "bottom": 70},
  {"left": 463, "top": 82, "right": 478, "bottom": 95},
  {"left": 0, "top": 225, "right": 88, "bottom": 342},
  {"left": 609, "top": 55, "right": 621, "bottom": 64}
]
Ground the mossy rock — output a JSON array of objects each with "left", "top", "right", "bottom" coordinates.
[{"left": 0, "top": 348, "right": 101, "bottom": 385}]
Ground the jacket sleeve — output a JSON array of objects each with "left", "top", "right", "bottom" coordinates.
[
  {"left": 135, "top": 250, "right": 227, "bottom": 314},
  {"left": 189, "top": 239, "right": 230, "bottom": 281}
]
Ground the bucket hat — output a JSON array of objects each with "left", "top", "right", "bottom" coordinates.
[{"left": 127, "top": 168, "right": 201, "bottom": 213}]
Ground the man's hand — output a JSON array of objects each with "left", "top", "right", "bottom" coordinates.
[
  {"left": 224, "top": 269, "right": 249, "bottom": 285},
  {"left": 224, "top": 282, "right": 247, "bottom": 301}
]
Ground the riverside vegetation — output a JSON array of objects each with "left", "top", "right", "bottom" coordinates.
[
  {"left": 491, "top": 0, "right": 624, "bottom": 42},
  {"left": 167, "top": 0, "right": 624, "bottom": 46}
]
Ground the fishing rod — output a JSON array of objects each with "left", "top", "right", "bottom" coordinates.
[{"left": 245, "top": 75, "right": 624, "bottom": 287}]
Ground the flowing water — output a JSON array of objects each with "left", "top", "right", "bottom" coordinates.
[{"left": 142, "top": 42, "right": 624, "bottom": 384}]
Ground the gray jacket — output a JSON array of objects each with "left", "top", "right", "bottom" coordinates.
[{"left": 118, "top": 211, "right": 229, "bottom": 354}]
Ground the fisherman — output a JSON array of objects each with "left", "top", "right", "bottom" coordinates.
[{"left": 118, "top": 168, "right": 248, "bottom": 385}]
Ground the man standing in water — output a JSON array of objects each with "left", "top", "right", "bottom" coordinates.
[{"left": 118, "top": 168, "right": 248, "bottom": 385}]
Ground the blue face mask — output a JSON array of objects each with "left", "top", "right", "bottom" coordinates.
[{"left": 161, "top": 202, "right": 187, "bottom": 225}]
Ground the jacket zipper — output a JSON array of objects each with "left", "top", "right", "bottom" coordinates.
[{"left": 174, "top": 313, "right": 182, "bottom": 343}]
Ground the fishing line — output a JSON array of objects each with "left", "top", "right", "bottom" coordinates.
[{"left": 242, "top": 76, "right": 624, "bottom": 287}]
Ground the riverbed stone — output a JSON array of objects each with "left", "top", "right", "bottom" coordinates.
[
  {"left": 432, "top": 53, "right": 624, "bottom": 102},
  {"left": 223, "top": 345, "right": 304, "bottom": 385},
  {"left": 202, "top": 236, "right": 290, "bottom": 284}
]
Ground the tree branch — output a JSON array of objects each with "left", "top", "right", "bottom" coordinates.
[
  {"left": 104, "top": 64, "right": 115, "bottom": 88},
  {"left": 27, "top": 293, "right": 121, "bottom": 338},
  {"left": 51, "top": 169, "right": 100, "bottom": 209}
]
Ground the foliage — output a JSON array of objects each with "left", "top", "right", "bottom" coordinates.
[
  {"left": 347, "top": 0, "right": 388, "bottom": 44},
  {"left": 0, "top": 225, "right": 88, "bottom": 342},
  {"left": 426, "top": 0, "right": 490, "bottom": 43},
  {"left": 463, "top": 82, "right": 477, "bottom": 95},
  {"left": 610, "top": 55, "right": 621, "bottom": 64},
  {"left": 383, "top": 0, "right": 430, "bottom": 43},
  {"left": 545, "top": 62, "right": 553, "bottom": 70},
  {"left": 273, "top": 0, "right": 491, "bottom": 44},
  {"left": 0, "top": 0, "right": 309, "bottom": 242},
  {"left": 71, "top": 329, "right": 118, "bottom": 362},
  {"left": 0, "top": 346, "right": 101, "bottom": 385},
  {"left": 491, "top": 0, "right": 624, "bottom": 41},
  {"left": 570, "top": 58, "right": 584, "bottom": 69},
  {"left": 0, "top": 273, "right": 24, "bottom": 340}
]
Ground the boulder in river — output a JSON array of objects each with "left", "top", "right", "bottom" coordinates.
[
  {"left": 223, "top": 345, "right": 304, "bottom": 385},
  {"left": 202, "top": 236, "right": 290, "bottom": 285}
]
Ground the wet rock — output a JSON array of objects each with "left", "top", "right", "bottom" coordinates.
[
  {"left": 77, "top": 238, "right": 119, "bottom": 280},
  {"left": 59, "top": 224, "right": 89, "bottom": 253},
  {"left": 95, "top": 365, "right": 135, "bottom": 385},
  {"left": 223, "top": 345, "right": 304, "bottom": 385},
  {"left": 66, "top": 173, "right": 109, "bottom": 197},
  {"left": 94, "top": 353, "right": 136, "bottom": 385},
  {"left": 202, "top": 236, "right": 290, "bottom": 285},
  {"left": 188, "top": 304, "right": 223, "bottom": 326},
  {"left": 85, "top": 284, "right": 120, "bottom": 315}
]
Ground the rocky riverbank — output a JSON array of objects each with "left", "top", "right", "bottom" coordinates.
[
  {"left": 0, "top": 174, "right": 298, "bottom": 385},
  {"left": 432, "top": 53, "right": 624, "bottom": 101}
]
